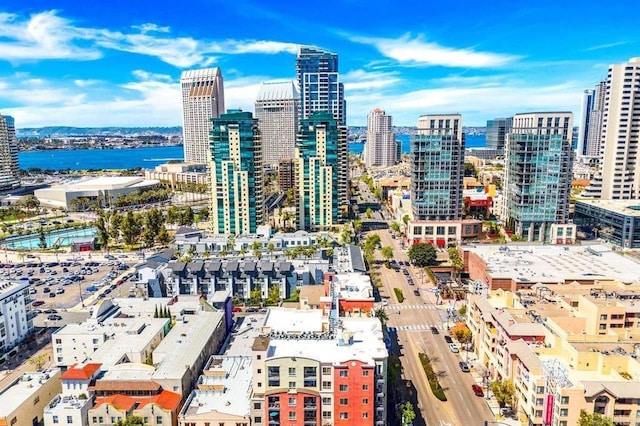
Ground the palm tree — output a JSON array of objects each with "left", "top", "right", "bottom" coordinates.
[
  {"left": 381, "top": 246, "right": 394, "bottom": 266},
  {"left": 373, "top": 307, "right": 389, "bottom": 327}
]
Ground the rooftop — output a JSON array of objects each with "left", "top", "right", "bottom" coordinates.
[
  {"left": 0, "top": 369, "right": 61, "bottom": 417},
  {"left": 256, "top": 80, "right": 299, "bottom": 101},
  {"left": 60, "top": 363, "right": 101, "bottom": 381},
  {"left": 334, "top": 272, "right": 373, "bottom": 300},
  {"left": 152, "top": 311, "right": 225, "bottom": 381},
  {"left": 182, "top": 356, "right": 252, "bottom": 418},
  {"left": 465, "top": 244, "right": 640, "bottom": 284},
  {"left": 576, "top": 199, "right": 640, "bottom": 217}
]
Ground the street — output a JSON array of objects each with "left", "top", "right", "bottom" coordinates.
[{"left": 372, "top": 228, "right": 494, "bottom": 426}]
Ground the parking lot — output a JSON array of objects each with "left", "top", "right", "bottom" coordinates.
[{"left": 1, "top": 254, "right": 137, "bottom": 325}]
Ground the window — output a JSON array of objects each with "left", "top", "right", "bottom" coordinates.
[
  {"left": 53, "top": 416, "right": 59, "bottom": 424},
  {"left": 257, "top": 355, "right": 261, "bottom": 360},
  {"left": 339, "top": 384, "right": 348, "bottom": 391},
  {"left": 289, "top": 412, "right": 296, "bottom": 420},
  {"left": 289, "top": 397, "right": 296, "bottom": 407},
  {"left": 600, "top": 314, "right": 608, "bottom": 320},
  {"left": 289, "top": 367, "right": 296, "bottom": 376},
  {"left": 362, "top": 370, "right": 369, "bottom": 376},
  {"left": 362, "top": 412, "right": 369, "bottom": 418},
  {"left": 289, "top": 381, "right": 296, "bottom": 389},
  {"left": 340, "top": 398, "right": 348, "bottom": 405},
  {"left": 322, "top": 367, "right": 331, "bottom": 375},
  {"left": 254, "top": 402, "right": 261, "bottom": 409},
  {"left": 536, "top": 386, "right": 545, "bottom": 394},
  {"left": 67, "top": 416, "right": 73, "bottom": 423},
  {"left": 322, "top": 381, "right": 332, "bottom": 389},
  {"left": 448, "top": 226, "right": 456, "bottom": 235},
  {"left": 322, "top": 411, "right": 331, "bottom": 419},
  {"left": 322, "top": 397, "right": 331, "bottom": 405},
  {"left": 600, "top": 324, "right": 607, "bottom": 330},
  {"left": 339, "top": 370, "right": 348, "bottom": 377},
  {"left": 362, "top": 398, "right": 369, "bottom": 404},
  {"left": 362, "top": 384, "right": 369, "bottom": 390},
  {"left": 339, "top": 413, "right": 349, "bottom": 419},
  {"left": 437, "top": 226, "right": 445, "bottom": 235},
  {"left": 157, "top": 416, "right": 163, "bottom": 424},
  {"left": 560, "top": 409, "right": 568, "bottom": 416},
  {"left": 257, "top": 369, "right": 261, "bottom": 374},
  {"left": 254, "top": 417, "right": 262, "bottom": 424},
  {"left": 92, "top": 418, "right": 97, "bottom": 423}
]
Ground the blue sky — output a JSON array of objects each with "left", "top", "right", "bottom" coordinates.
[{"left": 0, "top": 0, "right": 638, "bottom": 127}]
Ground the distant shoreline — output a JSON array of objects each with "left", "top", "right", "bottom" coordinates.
[{"left": 19, "top": 143, "right": 183, "bottom": 153}]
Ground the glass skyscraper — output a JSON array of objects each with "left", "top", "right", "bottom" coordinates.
[
  {"left": 485, "top": 117, "right": 512, "bottom": 153},
  {"left": 209, "top": 110, "right": 264, "bottom": 235},
  {"left": 296, "top": 46, "right": 345, "bottom": 124},
  {"left": 504, "top": 112, "right": 573, "bottom": 241},
  {"left": 410, "top": 114, "right": 465, "bottom": 221},
  {"left": 295, "top": 112, "right": 347, "bottom": 230}
]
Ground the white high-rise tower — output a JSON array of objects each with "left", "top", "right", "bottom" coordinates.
[
  {"left": 365, "top": 108, "right": 397, "bottom": 168},
  {"left": 181, "top": 68, "right": 225, "bottom": 164},
  {"left": 0, "top": 113, "right": 19, "bottom": 191},
  {"left": 255, "top": 81, "right": 300, "bottom": 166},
  {"left": 585, "top": 58, "right": 640, "bottom": 199}
]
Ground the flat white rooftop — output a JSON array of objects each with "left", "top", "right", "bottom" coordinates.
[
  {"left": 466, "top": 244, "right": 640, "bottom": 284},
  {"left": 0, "top": 369, "right": 60, "bottom": 417},
  {"left": 152, "top": 311, "right": 224, "bottom": 381},
  {"left": 183, "top": 356, "right": 252, "bottom": 418},
  {"left": 577, "top": 199, "right": 640, "bottom": 217},
  {"left": 335, "top": 272, "right": 373, "bottom": 300},
  {"left": 113, "top": 295, "right": 211, "bottom": 317}
]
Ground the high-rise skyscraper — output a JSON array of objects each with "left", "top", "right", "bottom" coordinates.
[
  {"left": 296, "top": 46, "right": 345, "bottom": 124},
  {"left": 577, "top": 81, "right": 606, "bottom": 159},
  {"left": 181, "top": 68, "right": 225, "bottom": 164},
  {"left": 585, "top": 58, "right": 640, "bottom": 199},
  {"left": 209, "top": 110, "right": 263, "bottom": 235},
  {"left": 295, "top": 112, "right": 348, "bottom": 230},
  {"left": 0, "top": 113, "right": 19, "bottom": 191},
  {"left": 503, "top": 112, "right": 573, "bottom": 241},
  {"left": 364, "top": 108, "right": 397, "bottom": 168},
  {"left": 485, "top": 117, "right": 513, "bottom": 152},
  {"left": 410, "top": 114, "right": 465, "bottom": 220},
  {"left": 254, "top": 80, "right": 300, "bottom": 166}
]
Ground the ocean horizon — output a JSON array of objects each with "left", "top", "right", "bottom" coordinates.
[{"left": 18, "top": 134, "right": 486, "bottom": 170}]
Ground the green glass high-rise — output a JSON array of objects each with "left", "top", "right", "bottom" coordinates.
[
  {"left": 209, "top": 110, "right": 264, "bottom": 235},
  {"left": 295, "top": 112, "right": 347, "bottom": 230}
]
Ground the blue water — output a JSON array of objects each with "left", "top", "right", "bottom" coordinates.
[
  {"left": 1, "top": 227, "right": 98, "bottom": 250},
  {"left": 18, "top": 146, "right": 184, "bottom": 171},
  {"left": 349, "top": 134, "right": 486, "bottom": 155}
]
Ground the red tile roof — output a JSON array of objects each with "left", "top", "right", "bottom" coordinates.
[
  {"left": 94, "top": 395, "right": 137, "bottom": 411},
  {"left": 138, "top": 390, "right": 182, "bottom": 411},
  {"left": 60, "top": 363, "right": 102, "bottom": 380}
]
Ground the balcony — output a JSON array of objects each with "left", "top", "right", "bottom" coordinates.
[{"left": 304, "top": 403, "right": 317, "bottom": 410}]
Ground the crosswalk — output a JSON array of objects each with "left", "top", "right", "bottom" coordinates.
[
  {"left": 387, "top": 324, "right": 443, "bottom": 332},
  {"left": 387, "top": 303, "right": 437, "bottom": 310}
]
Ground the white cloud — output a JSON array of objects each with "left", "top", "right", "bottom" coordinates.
[
  {"left": 349, "top": 34, "right": 520, "bottom": 68},
  {"left": 342, "top": 69, "right": 401, "bottom": 91},
  {"left": 0, "top": 10, "right": 298, "bottom": 67}
]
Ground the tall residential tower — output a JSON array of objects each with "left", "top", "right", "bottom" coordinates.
[
  {"left": 181, "top": 68, "right": 225, "bottom": 164},
  {"left": 0, "top": 113, "right": 19, "bottom": 191},
  {"left": 504, "top": 112, "right": 574, "bottom": 242},
  {"left": 485, "top": 117, "right": 513, "bottom": 153},
  {"left": 209, "top": 110, "right": 263, "bottom": 235},
  {"left": 365, "top": 108, "right": 397, "bottom": 168},
  {"left": 410, "top": 114, "right": 465, "bottom": 221},
  {"left": 254, "top": 80, "right": 300, "bottom": 167},
  {"left": 577, "top": 81, "right": 606, "bottom": 159},
  {"left": 296, "top": 46, "right": 345, "bottom": 123},
  {"left": 295, "top": 112, "right": 348, "bottom": 230},
  {"left": 586, "top": 58, "right": 640, "bottom": 199}
]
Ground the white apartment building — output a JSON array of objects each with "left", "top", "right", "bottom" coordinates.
[
  {"left": 585, "top": 57, "right": 640, "bottom": 199},
  {"left": 181, "top": 68, "right": 225, "bottom": 164},
  {"left": 255, "top": 80, "right": 300, "bottom": 166},
  {"left": 0, "top": 281, "right": 33, "bottom": 353},
  {"left": 365, "top": 108, "right": 397, "bottom": 168},
  {"left": 44, "top": 364, "right": 101, "bottom": 426}
]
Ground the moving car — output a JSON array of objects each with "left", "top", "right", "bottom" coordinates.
[
  {"left": 47, "top": 314, "right": 62, "bottom": 321},
  {"left": 413, "top": 289, "right": 420, "bottom": 296},
  {"left": 472, "top": 384, "right": 484, "bottom": 397},
  {"left": 430, "top": 326, "right": 439, "bottom": 334},
  {"left": 459, "top": 361, "right": 470, "bottom": 372}
]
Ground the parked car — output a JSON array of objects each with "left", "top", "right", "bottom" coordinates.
[
  {"left": 381, "top": 299, "right": 389, "bottom": 306},
  {"left": 47, "top": 314, "right": 62, "bottom": 321},
  {"left": 430, "top": 326, "right": 439, "bottom": 335},
  {"left": 444, "top": 335, "right": 453, "bottom": 344},
  {"left": 44, "top": 308, "right": 58, "bottom": 314},
  {"left": 232, "top": 307, "right": 242, "bottom": 313},
  {"left": 459, "top": 361, "right": 470, "bottom": 372},
  {"left": 32, "top": 300, "right": 45, "bottom": 307},
  {"left": 449, "top": 343, "right": 459, "bottom": 353},
  {"left": 472, "top": 384, "right": 484, "bottom": 397},
  {"left": 48, "top": 292, "right": 56, "bottom": 298},
  {"left": 246, "top": 307, "right": 259, "bottom": 313}
]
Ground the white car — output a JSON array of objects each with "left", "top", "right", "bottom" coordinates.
[
  {"left": 449, "top": 343, "right": 459, "bottom": 353},
  {"left": 381, "top": 299, "right": 389, "bottom": 306}
]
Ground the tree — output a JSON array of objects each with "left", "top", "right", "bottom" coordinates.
[
  {"left": 365, "top": 207, "right": 373, "bottom": 219},
  {"left": 157, "top": 226, "right": 172, "bottom": 245},
  {"left": 408, "top": 243, "right": 437, "bottom": 267},
  {"left": 402, "top": 215, "right": 410, "bottom": 227},
  {"left": 120, "top": 211, "right": 142, "bottom": 246},
  {"left": 38, "top": 226, "right": 47, "bottom": 249},
  {"left": 399, "top": 401, "right": 416, "bottom": 426},
  {"left": 267, "top": 242, "right": 275, "bottom": 255},
  {"left": 373, "top": 307, "right": 388, "bottom": 327},
  {"left": 249, "top": 288, "right": 262, "bottom": 305},
  {"left": 109, "top": 213, "right": 122, "bottom": 242},
  {"left": 578, "top": 410, "right": 614, "bottom": 426},
  {"left": 458, "top": 304, "right": 468, "bottom": 317},
  {"left": 115, "top": 416, "right": 145, "bottom": 426},
  {"left": 464, "top": 162, "right": 478, "bottom": 178},
  {"left": 95, "top": 216, "right": 109, "bottom": 251},
  {"left": 390, "top": 222, "right": 401, "bottom": 234},
  {"left": 28, "top": 353, "right": 48, "bottom": 370},
  {"left": 381, "top": 246, "right": 394, "bottom": 266},
  {"left": 448, "top": 247, "right": 464, "bottom": 279},
  {"left": 267, "top": 285, "right": 280, "bottom": 305},
  {"left": 180, "top": 206, "right": 195, "bottom": 226},
  {"left": 490, "top": 379, "right": 516, "bottom": 408},
  {"left": 453, "top": 327, "right": 472, "bottom": 344}
]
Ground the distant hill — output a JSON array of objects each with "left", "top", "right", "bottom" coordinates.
[{"left": 16, "top": 127, "right": 183, "bottom": 138}]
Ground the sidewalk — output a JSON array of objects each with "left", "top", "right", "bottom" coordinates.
[{"left": 469, "top": 358, "right": 522, "bottom": 426}]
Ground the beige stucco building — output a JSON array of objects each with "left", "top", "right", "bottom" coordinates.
[{"left": 0, "top": 369, "right": 61, "bottom": 426}]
